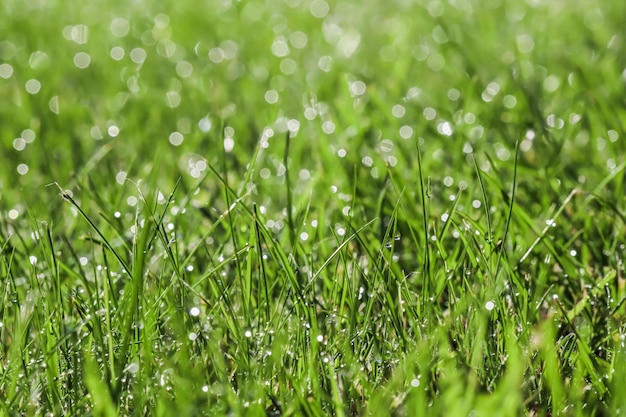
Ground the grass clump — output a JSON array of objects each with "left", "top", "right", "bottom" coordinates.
[{"left": 1, "top": 0, "right": 626, "bottom": 415}]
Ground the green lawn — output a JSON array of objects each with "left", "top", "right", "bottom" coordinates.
[{"left": 1, "top": 0, "right": 626, "bottom": 415}]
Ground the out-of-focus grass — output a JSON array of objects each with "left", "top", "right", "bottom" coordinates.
[{"left": 1, "top": 0, "right": 626, "bottom": 415}]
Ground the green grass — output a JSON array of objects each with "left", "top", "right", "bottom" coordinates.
[{"left": 1, "top": 0, "right": 626, "bottom": 415}]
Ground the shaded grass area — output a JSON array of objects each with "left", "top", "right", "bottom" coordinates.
[{"left": 1, "top": 0, "right": 626, "bottom": 415}]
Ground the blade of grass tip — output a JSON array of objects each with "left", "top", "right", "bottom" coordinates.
[
  {"left": 429, "top": 194, "right": 462, "bottom": 296},
  {"left": 206, "top": 163, "right": 257, "bottom": 219},
  {"left": 94, "top": 214, "right": 131, "bottom": 256},
  {"left": 180, "top": 189, "right": 249, "bottom": 273},
  {"left": 252, "top": 208, "right": 307, "bottom": 320},
  {"left": 206, "top": 161, "right": 305, "bottom": 314},
  {"left": 42, "top": 311, "right": 63, "bottom": 413},
  {"left": 515, "top": 188, "right": 579, "bottom": 268},
  {"left": 219, "top": 148, "right": 245, "bottom": 289},
  {"left": 351, "top": 163, "right": 359, "bottom": 218},
  {"left": 37, "top": 221, "right": 78, "bottom": 409},
  {"left": 88, "top": 244, "right": 116, "bottom": 388},
  {"left": 148, "top": 178, "right": 182, "bottom": 274},
  {"left": 242, "top": 215, "right": 254, "bottom": 323},
  {"left": 1, "top": 247, "right": 15, "bottom": 308},
  {"left": 374, "top": 171, "right": 390, "bottom": 241},
  {"left": 377, "top": 188, "right": 400, "bottom": 265},
  {"left": 495, "top": 140, "right": 519, "bottom": 276},
  {"left": 84, "top": 354, "right": 117, "bottom": 417},
  {"left": 291, "top": 188, "right": 313, "bottom": 262},
  {"left": 379, "top": 207, "right": 410, "bottom": 349},
  {"left": 283, "top": 131, "right": 296, "bottom": 250},
  {"left": 239, "top": 133, "right": 263, "bottom": 196},
  {"left": 586, "top": 160, "right": 626, "bottom": 202},
  {"left": 253, "top": 203, "right": 271, "bottom": 321},
  {"left": 114, "top": 185, "right": 163, "bottom": 394},
  {"left": 415, "top": 141, "right": 431, "bottom": 300},
  {"left": 327, "top": 359, "right": 347, "bottom": 417},
  {"left": 58, "top": 234, "right": 93, "bottom": 300},
  {"left": 198, "top": 264, "right": 244, "bottom": 342},
  {"left": 437, "top": 184, "right": 464, "bottom": 252},
  {"left": 42, "top": 223, "right": 86, "bottom": 406},
  {"left": 586, "top": 193, "right": 626, "bottom": 224},
  {"left": 304, "top": 218, "right": 377, "bottom": 293},
  {"left": 552, "top": 297, "right": 607, "bottom": 396},
  {"left": 380, "top": 183, "right": 410, "bottom": 278},
  {"left": 43, "top": 222, "right": 62, "bottom": 316},
  {"left": 473, "top": 154, "right": 494, "bottom": 247},
  {"left": 36, "top": 227, "right": 65, "bottom": 413},
  {"left": 51, "top": 183, "right": 131, "bottom": 276}
]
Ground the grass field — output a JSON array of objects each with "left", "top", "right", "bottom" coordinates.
[{"left": 2, "top": 0, "right": 626, "bottom": 415}]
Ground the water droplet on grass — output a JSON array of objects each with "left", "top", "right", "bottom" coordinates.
[
  {"left": 165, "top": 91, "right": 181, "bottom": 108},
  {"left": 399, "top": 125, "right": 413, "bottom": 139},
  {"left": 322, "top": 121, "right": 335, "bottom": 134},
  {"left": 543, "top": 75, "right": 560, "bottom": 92},
  {"left": 264, "top": 90, "right": 279, "bottom": 104},
  {"left": 380, "top": 139, "right": 394, "bottom": 153},
  {"left": 124, "top": 362, "right": 139, "bottom": 374},
  {"left": 198, "top": 117, "right": 212, "bottom": 132},
  {"left": 427, "top": 54, "right": 445, "bottom": 71},
  {"left": 310, "top": 0, "right": 329, "bottom": 18},
  {"left": 25, "top": 79, "right": 41, "bottom": 94},
  {"left": 107, "top": 125, "right": 120, "bottom": 137},
  {"left": 447, "top": 88, "right": 460, "bottom": 101},
  {"left": 224, "top": 137, "right": 234, "bottom": 152},
  {"left": 423, "top": 107, "right": 437, "bottom": 120},
  {"left": 168, "top": 131, "right": 183, "bottom": 146},
  {"left": 12, "top": 138, "right": 26, "bottom": 151},
  {"left": 318, "top": 55, "right": 333, "bottom": 72},
  {"left": 17, "top": 164, "right": 29, "bottom": 175},
  {"left": 392, "top": 104, "right": 405, "bottom": 118},
  {"left": 116, "top": 171, "right": 127, "bottom": 185},
  {"left": 304, "top": 106, "right": 317, "bottom": 120},
  {"left": 271, "top": 36, "right": 290, "bottom": 57},
  {"left": 73, "top": 52, "right": 91, "bottom": 69},
  {"left": 68, "top": 24, "right": 89, "bottom": 44},
  {"left": 110, "top": 18, "right": 129, "bottom": 37},
  {"left": 350, "top": 80, "right": 366, "bottom": 96},
  {"left": 0, "top": 63, "right": 13, "bottom": 78},
  {"left": 207, "top": 47, "right": 224, "bottom": 63},
  {"left": 130, "top": 48, "right": 146, "bottom": 64},
  {"left": 287, "top": 119, "right": 300, "bottom": 134},
  {"left": 280, "top": 58, "right": 297, "bottom": 75},
  {"left": 503, "top": 95, "right": 517, "bottom": 108}
]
